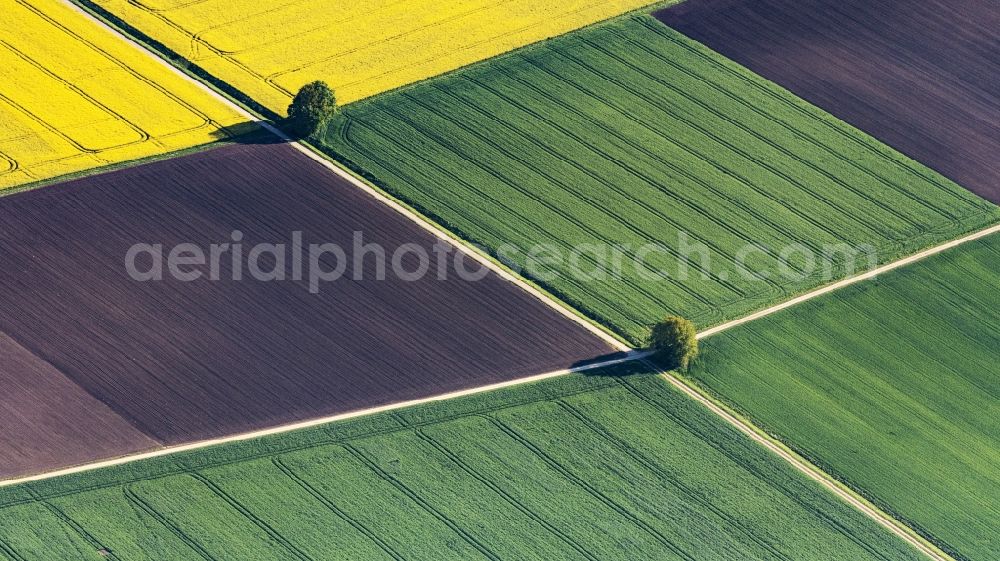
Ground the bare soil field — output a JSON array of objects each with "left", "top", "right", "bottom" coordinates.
[
  {"left": 0, "top": 333, "right": 158, "bottom": 479},
  {"left": 0, "top": 142, "right": 612, "bottom": 463},
  {"left": 656, "top": 0, "right": 1000, "bottom": 202}
]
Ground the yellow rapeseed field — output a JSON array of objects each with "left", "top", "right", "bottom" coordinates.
[
  {"left": 91, "top": 0, "right": 660, "bottom": 113},
  {"left": 0, "top": 0, "right": 247, "bottom": 190}
]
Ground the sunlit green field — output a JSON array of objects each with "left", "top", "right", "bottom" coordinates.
[{"left": 691, "top": 234, "right": 1000, "bottom": 561}]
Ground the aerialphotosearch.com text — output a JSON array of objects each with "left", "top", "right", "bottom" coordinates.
[{"left": 126, "top": 230, "right": 880, "bottom": 293}]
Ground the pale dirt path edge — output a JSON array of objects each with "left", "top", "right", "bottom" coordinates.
[
  {"left": 696, "top": 222, "right": 1000, "bottom": 340},
  {"left": 0, "top": 351, "right": 650, "bottom": 487},
  {"left": 654, "top": 364, "right": 954, "bottom": 561},
  {"left": 19, "top": 4, "right": 992, "bottom": 559}
]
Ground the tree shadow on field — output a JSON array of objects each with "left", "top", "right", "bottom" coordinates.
[
  {"left": 211, "top": 121, "right": 289, "bottom": 146},
  {"left": 569, "top": 351, "right": 660, "bottom": 377}
]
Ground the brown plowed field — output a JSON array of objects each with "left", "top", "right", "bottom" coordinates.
[
  {"left": 656, "top": 0, "right": 1000, "bottom": 202},
  {"left": 0, "top": 142, "right": 612, "bottom": 458},
  {"left": 0, "top": 333, "right": 159, "bottom": 479}
]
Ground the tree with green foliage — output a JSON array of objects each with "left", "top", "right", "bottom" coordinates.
[
  {"left": 286, "top": 81, "right": 337, "bottom": 138},
  {"left": 649, "top": 316, "right": 698, "bottom": 370}
]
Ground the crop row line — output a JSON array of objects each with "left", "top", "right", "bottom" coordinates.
[
  {"left": 271, "top": 457, "right": 407, "bottom": 561},
  {"left": 189, "top": 0, "right": 411, "bottom": 55},
  {"left": 479, "top": 413, "right": 697, "bottom": 560},
  {"left": 335, "top": 116, "right": 653, "bottom": 334},
  {"left": 351, "top": 116, "right": 679, "bottom": 329},
  {"left": 507, "top": 51, "right": 912, "bottom": 271},
  {"left": 0, "top": 380, "right": 618, "bottom": 509},
  {"left": 508, "top": 53, "right": 860, "bottom": 252},
  {"left": 461, "top": 64, "right": 917, "bottom": 312},
  {"left": 414, "top": 428, "right": 603, "bottom": 561},
  {"left": 265, "top": 0, "right": 517, "bottom": 78},
  {"left": 132, "top": 0, "right": 207, "bottom": 14},
  {"left": 546, "top": 43, "right": 917, "bottom": 238},
  {"left": 579, "top": 32, "right": 953, "bottom": 226},
  {"left": 0, "top": 91, "right": 115, "bottom": 157},
  {"left": 838, "top": 294, "right": 997, "bottom": 401},
  {"left": 378, "top": 96, "right": 700, "bottom": 302},
  {"left": 189, "top": 472, "right": 315, "bottom": 561},
  {"left": 23, "top": 5, "right": 984, "bottom": 560},
  {"left": 203, "top": 0, "right": 414, "bottom": 57},
  {"left": 342, "top": 442, "right": 503, "bottom": 561},
  {"left": 616, "top": 375, "right": 900, "bottom": 561},
  {"left": 40, "top": 501, "right": 124, "bottom": 561},
  {"left": 0, "top": 537, "right": 26, "bottom": 561},
  {"left": 797, "top": 310, "right": 998, "bottom": 456},
  {"left": 554, "top": 399, "right": 794, "bottom": 560},
  {"left": 422, "top": 80, "right": 755, "bottom": 296},
  {"left": 614, "top": 24, "right": 965, "bottom": 221},
  {"left": 387, "top": 92, "right": 705, "bottom": 304},
  {"left": 478, "top": 60, "right": 825, "bottom": 269},
  {"left": 525, "top": 48, "right": 967, "bottom": 265},
  {"left": 397, "top": 89, "right": 740, "bottom": 304},
  {"left": 119, "top": 0, "right": 286, "bottom": 96},
  {"left": 445, "top": 72, "right": 780, "bottom": 292},
  {"left": 121, "top": 485, "right": 218, "bottom": 561},
  {"left": 0, "top": 151, "right": 18, "bottom": 175},
  {"left": 2, "top": 39, "right": 152, "bottom": 149},
  {"left": 347, "top": 118, "right": 663, "bottom": 330},
  {"left": 18, "top": 0, "right": 221, "bottom": 132},
  {"left": 642, "top": 19, "right": 972, "bottom": 202},
  {"left": 330, "top": 0, "right": 612, "bottom": 94}
]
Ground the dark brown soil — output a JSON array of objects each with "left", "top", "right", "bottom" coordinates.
[
  {"left": 0, "top": 333, "right": 159, "bottom": 479},
  {"left": 656, "top": 0, "right": 1000, "bottom": 202},
  {"left": 0, "top": 143, "right": 613, "bottom": 451}
]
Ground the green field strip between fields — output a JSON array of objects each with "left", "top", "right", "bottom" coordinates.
[
  {"left": 688, "top": 233, "right": 1000, "bottom": 561},
  {"left": 322, "top": 15, "right": 1000, "bottom": 344},
  {"left": 0, "top": 366, "right": 928, "bottom": 561}
]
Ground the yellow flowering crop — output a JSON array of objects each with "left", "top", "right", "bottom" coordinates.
[
  {"left": 0, "top": 0, "right": 247, "bottom": 190},
  {"left": 91, "top": 0, "right": 659, "bottom": 113}
]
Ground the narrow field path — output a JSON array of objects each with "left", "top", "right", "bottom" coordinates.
[
  {"left": 697, "top": 221, "right": 1000, "bottom": 339},
  {"left": 22, "top": 4, "right": 993, "bottom": 560},
  {"left": 653, "top": 366, "right": 954, "bottom": 561},
  {"left": 0, "top": 351, "right": 647, "bottom": 487}
]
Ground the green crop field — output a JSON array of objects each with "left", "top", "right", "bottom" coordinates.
[
  {"left": 690, "top": 234, "right": 1000, "bottom": 561},
  {"left": 322, "top": 15, "right": 1000, "bottom": 344},
  {"left": 0, "top": 365, "right": 925, "bottom": 561}
]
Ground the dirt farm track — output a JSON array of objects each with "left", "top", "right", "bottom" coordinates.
[
  {"left": 657, "top": 0, "right": 1000, "bottom": 203},
  {"left": 0, "top": 142, "right": 613, "bottom": 479}
]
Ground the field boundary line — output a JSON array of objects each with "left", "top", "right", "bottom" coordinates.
[
  {"left": 289, "top": 135, "right": 628, "bottom": 351},
  {"left": 57, "top": 0, "right": 630, "bottom": 353},
  {"left": 0, "top": 351, "right": 648, "bottom": 488},
  {"left": 697, "top": 222, "right": 1000, "bottom": 339},
  {"left": 653, "top": 365, "right": 954, "bottom": 561}
]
